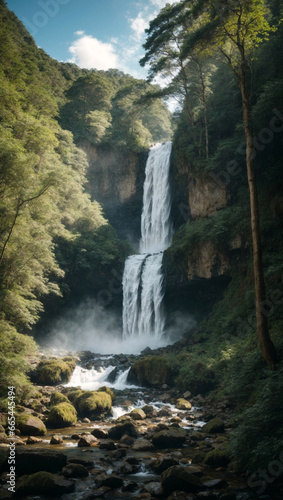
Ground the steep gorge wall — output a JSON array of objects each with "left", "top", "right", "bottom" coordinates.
[
  {"left": 164, "top": 148, "right": 245, "bottom": 321},
  {"left": 79, "top": 141, "right": 147, "bottom": 243}
]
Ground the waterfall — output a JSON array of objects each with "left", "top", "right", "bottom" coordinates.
[{"left": 122, "top": 142, "right": 172, "bottom": 343}]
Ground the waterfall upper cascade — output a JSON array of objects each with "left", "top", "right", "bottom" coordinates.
[{"left": 123, "top": 142, "right": 172, "bottom": 343}]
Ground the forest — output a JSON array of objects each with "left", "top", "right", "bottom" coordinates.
[{"left": 0, "top": 0, "right": 283, "bottom": 496}]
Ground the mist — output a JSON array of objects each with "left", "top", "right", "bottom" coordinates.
[{"left": 41, "top": 299, "right": 196, "bottom": 355}]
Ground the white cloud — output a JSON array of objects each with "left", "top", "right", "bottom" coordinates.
[
  {"left": 75, "top": 30, "right": 85, "bottom": 36},
  {"left": 130, "top": 12, "right": 149, "bottom": 40},
  {"left": 68, "top": 35, "right": 119, "bottom": 70}
]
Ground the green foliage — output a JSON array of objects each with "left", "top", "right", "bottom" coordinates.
[
  {"left": 229, "top": 365, "right": 283, "bottom": 469},
  {"left": 0, "top": 320, "right": 37, "bottom": 407},
  {"left": 47, "top": 402, "right": 77, "bottom": 428},
  {"left": 34, "top": 358, "right": 75, "bottom": 386},
  {"left": 174, "top": 352, "right": 216, "bottom": 395}
]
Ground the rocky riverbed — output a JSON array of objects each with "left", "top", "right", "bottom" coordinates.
[{"left": 0, "top": 350, "right": 282, "bottom": 499}]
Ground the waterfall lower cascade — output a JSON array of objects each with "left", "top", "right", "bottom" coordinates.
[{"left": 122, "top": 141, "right": 172, "bottom": 344}]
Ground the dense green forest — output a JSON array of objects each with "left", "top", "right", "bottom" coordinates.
[
  {"left": 0, "top": 0, "right": 283, "bottom": 479},
  {"left": 0, "top": 0, "right": 171, "bottom": 400}
]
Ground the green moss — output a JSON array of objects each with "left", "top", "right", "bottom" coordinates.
[
  {"left": 35, "top": 358, "right": 75, "bottom": 386},
  {"left": 203, "top": 446, "right": 230, "bottom": 467},
  {"left": 47, "top": 402, "right": 77, "bottom": 428},
  {"left": 128, "top": 355, "right": 174, "bottom": 387},
  {"left": 76, "top": 391, "right": 112, "bottom": 418},
  {"left": 98, "top": 386, "right": 115, "bottom": 401},
  {"left": 64, "top": 389, "right": 84, "bottom": 406},
  {"left": 62, "top": 357, "right": 76, "bottom": 372},
  {"left": 50, "top": 391, "right": 69, "bottom": 406},
  {"left": 16, "top": 414, "right": 47, "bottom": 436}
]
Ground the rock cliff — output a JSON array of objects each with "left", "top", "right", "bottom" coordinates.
[{"left": 79, "top": 140, "right": 147, "bottom": 242}]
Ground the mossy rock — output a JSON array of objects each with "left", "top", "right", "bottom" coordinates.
[
  {"left": 50, "top": 391, "right": 69, "bottom": 407},
  {"left": 176, "top": 398, "right": 192, "bottom": 410},
  {"left": 202, "top": 417, "right": 225, "bottom": 434},
  {"left": 98, "top": 386, "right": 115, "bottom": 402},
  {"left": 203, "top": 446, "right": 230, "bottom": 467},
  {"left": 16, "top": 471, "right": 75, "bottom": 496},
  {"left": 34, "top": 358, "right": 76, "bottom": 386},
  {"left": 64, "top": 389, "right": 84, "bottom": 406},
  {"left": 62, "top": 357, "right": 76, "bottom": 372},
  {"left": 76, "top": 391, "right": 112, "bottom": 418},
  {"left": 128, "top": 355, "right": 174, "bottom": 387},
  {"left": 17, "top": 414, "right": 47, "bottom": 436},
  {"left": 47, "top": 403, "right": 77, "bottom": 428}
]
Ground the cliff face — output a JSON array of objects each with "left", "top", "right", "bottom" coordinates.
[
  {"left": 165, "top": 150, "right": 245, "bottom": 321},
  {"left": 79, "top": 141, "right": 147, "bottom": 242}
]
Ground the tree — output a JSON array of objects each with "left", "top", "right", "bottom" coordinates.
[
  {"left": 140, "top": 0, "right": 215, "bottom": 159},
  {"left": 181, "top": 0, "right": 279, "bottom": 368}
]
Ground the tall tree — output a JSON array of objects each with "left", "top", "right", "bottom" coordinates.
[{"left": 181, "top": 0, "right": 278, "bottom": 368}]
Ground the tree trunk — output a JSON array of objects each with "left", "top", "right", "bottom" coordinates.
[{"left": 239, "top": 62, "right": 278, "bottom": 370}]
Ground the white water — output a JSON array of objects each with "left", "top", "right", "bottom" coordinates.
[
  {"left": 122, "top": 142, "right": 172, "bottom": 345},
  {"left": 65, "top": 365, "right": 139, "bottom": 391}
]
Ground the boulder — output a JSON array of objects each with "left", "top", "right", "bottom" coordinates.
[
  {"left": 99, "top": 439, "right": 116, "bottom": 450},
  {"left": 127, "top": 356, "right": 174, "bottom": 387},
  {"left": 161, "top": 466, "right": 203, "bottom": 493},
  {"left": 132, "top": 439, "right": 155, "bottom": 451},
  {"left": 203, "top": 447, "right": 230, "bottom": 467},
  {"left": 32, "top": 357, "right": 76, "bottom": 385},
  {"left": 15, "top": 449, "right": 67, "bottom": 474},
  {"left": 78, "top": 435, "right": 97, "bottom": 447},
  {"left": 26, "top": 436, "right": 42, "bottom": 444},
  {"left": 91, "top": 428, "right": 108, "bottom": 439},
  {"left": 98, "top": 386, "right": 115, "bottom": 402},
  {"left": 144, "top": 481, "right": 163, "bottom": 496},
  {"left": 76, "top": 391, "right": 112, "bottom": 419},
  {"left": 176, "top": 398, "right": 192, "bottom": 410},
  {"left": 50, "top": 391, "right": 70, "bottom": 406},
  {"left": 202, "top": 418, "right": 225, "bottom": 434},
  {"left": 101, "top": 475, "right": 124, "bottom": 488},
  {"left": 62, "top": 463, "right": 89, "bottom": 478},
  {"left": 47, "top": 402, "right": 77, "bottom": 428},
  {"left": 152, "top": 428, "right": 187, "bottom": 448},
  {"left": 130, "top": 408, "right": 147, "bottom": 420},
  {"left": 108, "top": 421, "right": 138, "bottom": 440},
  {"left": 16, "top": 414, "right": 47, "bottom": 436},
  {"left": 151, "top": 457, "right": 179, "bottom": 473},
  {"left": 50, "top": 434, "right": 64, "bottom": 445},
  {"left": 16, "top": 471, "right": 75, "bottom": 496}
]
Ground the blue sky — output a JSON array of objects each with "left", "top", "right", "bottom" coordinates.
[{"left": 6, "top": 0, "right": 180, "bottom": 78}]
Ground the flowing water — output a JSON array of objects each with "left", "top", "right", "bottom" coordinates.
[{"left": 122, "top": 142, "right": 172, "bottom": 345}]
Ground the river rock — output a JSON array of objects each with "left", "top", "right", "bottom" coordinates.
[
  {"left": 144, "top": 481, "right": 163, "bottom": 496},
  {"left": 108, "top": 421, "right": 138, "bottom": 439},
  {"left": 16, "top": 471, "right": 75, "bottom": 495},
  {"left": 152, "top": 428, "right": 187, "bottom": 448},
  {"left": 26, "top": 436, "right": 42, "bottom": 444},
  {"left": 120, "top": 434, "right": 135, "bottom": 445},
  {"left": 17, "top": 414, "right": 47, "bottom": 436},
  {"left": 78, "top": 435, "right": 97, "bottom": 447},
  {"left": 16, "top": 449, "right": 67, "bottom": 474},
  {"left": 151, "top": 456, "right": 179, "bottom": 473},
  {"left": 50, "top": 434, "right": 64, "bottom": 445},
  {"left": 91, "top": 428, "right": 108, "bottom": 439},
  {"left": 161, "top": 466, "right": 203, "bottom": 493},
  {"left": 83, "top": 486, "right": 112, "bottom": 498},
  {"left": 132, "top": 439, "right": 155, "bottom": 451},
  {"left": 62, "top": 463, "right": 89, "bottom": 478},
  {"left": 130, "top": 408, "right": 147, "bottom": 420},
  {"left": 99, "top": 439, "right": 116, "bottom": 450},
  {"left": 101, "top": 475, "right": 124, "bottom": 488},
  {"left": 176, "top": 398, "right": 192, "bottom": 410},
  {"left": 203, "top": 447, "right": 230, "bottom": 467},
  {"left": 202, "top": 418, "right": 225, "bottom": 434}
]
